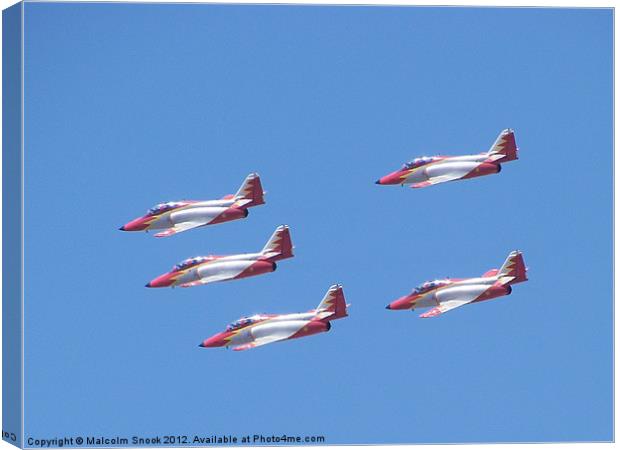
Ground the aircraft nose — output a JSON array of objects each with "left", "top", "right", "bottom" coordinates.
[
  {"left": 376, "top": 172, "right": 403, "bottom": 185},
  {"left": 388, "top": 295, "right": 414, "bottom": 310},
  {"left": 120, "top": 217, "right": 149, "bottom": 232},
  {"left": 146, "top": 273, "right": 174, "bottom": 288},
  {"left": 200, "top": 333, "right": 227, "bottom": 348}
]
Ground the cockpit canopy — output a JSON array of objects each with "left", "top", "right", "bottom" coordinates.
[
  {"left": 402, "top": 156, "right": 436, "bottom": 170},
  {"left": 226, "top": 314, "right": 264, "bottom": 331},
  {"left": 146, "top": 201, "right": 189, "bottom": 216},
  {"left": 412, "top": 279, "right": 450, "bottom": 294},
  {"left": 172, "top": 256, "right": 212, "bottom": 272}
]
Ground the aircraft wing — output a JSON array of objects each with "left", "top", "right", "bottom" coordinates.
[
  {"left": 419, "top": 298, "right": 474, "bottom": 318},
  {"left": 179, "top": 273, "right": 234, "bottom": 287},
  {"left": 231, "top": 335, "right": 286, "bottom": 351},
  {"left": 410, "top": 173, "right": 463, "bottom": 189},
  {"left": 154, "top": 221, "right": 206, "bottom": 238}
]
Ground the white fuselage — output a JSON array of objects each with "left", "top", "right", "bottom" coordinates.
[
  {"left": 226, "top": 312, "right": 320, "bottom": 347},
  {"left": 414, "top": 276, "right": 499, "bottom": 309},
  {"left": 148, "top": 199, "right": 237, "bottom": 230},
  {"left": 174, "top": 252, "right": 266, "bottom": 285},
  {"left": 404, "top": 154, "right": 489, "bottom": 184}
]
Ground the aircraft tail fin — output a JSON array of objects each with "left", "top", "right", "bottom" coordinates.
[
  {"left": 234, "top": 173, "right": 265, "bottom": 207},
  {"left": 488, "top": 129, "right": 518, "bottom": 162},
  {"left": 498, "top": 250, "right": 528, "bottom": 284},
  {"left": 316, "top": 284, "right": 348, "bottom": 320},
  {"left": 261, "top": 225, "right": 293, "bottom": 260}
]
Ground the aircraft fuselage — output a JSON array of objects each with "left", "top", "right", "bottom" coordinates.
[
  {"left": 201, "top": 312, "right": 330, "bottom": 349},
  {"left": 389, "top": 275, "right": 512, "bottom": 311}
]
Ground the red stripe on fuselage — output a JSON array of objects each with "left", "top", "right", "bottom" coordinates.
[
  {"left": 233, "top": 260, "right": 276, "bottom": 280},
  {"left": 288, "top": 320, "right": 330, "bottom": 340}
]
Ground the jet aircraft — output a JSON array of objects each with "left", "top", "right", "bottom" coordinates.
[
  {"left": 376, "top": 129, "right": 518, "bottom": 188},
  {"left": 386, "top": 251, "right": 527, "bottom": 317},
  {"left": 199, "top": 284, "right": 349, "bottom": 351},
  {"left": 119, "top": 173, "right": 265, "bottom": 237},
  {"left": 146, "top": 225, "right": 293, "bottom": 288}
]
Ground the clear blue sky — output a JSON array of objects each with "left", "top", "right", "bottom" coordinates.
[{"left": 23, "top": 3, "right": 612, "bottom": 444}]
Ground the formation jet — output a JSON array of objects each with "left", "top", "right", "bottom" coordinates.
[
  {"left": 199, "top": 284, "right": 349, "bottom": 351},
  {"left": 146, "top": 225, "right": 293, "bottom": 288},
  {"left": 119, "top": 173, "right": 265, "bottom": 237},
  {"left": 375, "top": 129, "right": 518, "bottom": 188},
  {"left": 386, "top": 251, "right": 527, "bottom": 317}
]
